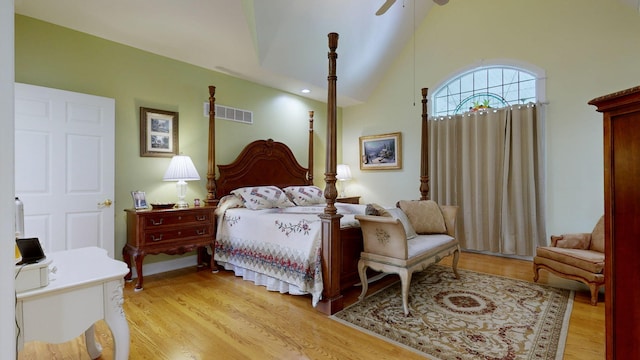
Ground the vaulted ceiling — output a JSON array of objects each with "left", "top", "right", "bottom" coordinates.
[
  {"left": 15, "top": 0, "right": 435, "bottom": 106},
  {"left": 14, "top": 0, "right": 640, "bottom": 107}
]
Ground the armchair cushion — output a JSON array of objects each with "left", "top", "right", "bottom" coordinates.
[
  {"left": 535, "top": 247, "right": 604, "bottom": 274},
  {"left": 552, "top": 233, "right": 591, "bottom": 250},
  {"left": 397, "top": 200, "right": 447, "bottom": 234},
  {"left": 534, "top": 256, "right": 604, "bottom": 284}
]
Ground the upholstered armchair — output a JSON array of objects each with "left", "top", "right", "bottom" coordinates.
[
  {"left": 355, "top": 200, "right": 460, "bottom": 316},
  {"left": 533, "top": 215, "right": 605, "bottom": 305}
]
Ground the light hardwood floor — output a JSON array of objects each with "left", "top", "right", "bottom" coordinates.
[{"left": 19, "top": 252, "right": 605, "bottom": 359}]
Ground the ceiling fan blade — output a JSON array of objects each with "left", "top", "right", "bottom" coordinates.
[
  {"left": 433, "top": 0, "right": 449, "bottom": 5},
  {"left": 376, "top": 0, "right": 396, "bottom": 16}
]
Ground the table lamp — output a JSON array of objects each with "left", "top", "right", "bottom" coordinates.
[
  {"left": 163, "top": 155, "right": 200, "bottom": 208},
  {"left": 336, "top": 164, "right": 352, "bottom": 198}
]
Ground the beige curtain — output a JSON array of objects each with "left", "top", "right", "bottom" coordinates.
[{"left": 428, "top": 104, "right": 546, "bottom": 256}]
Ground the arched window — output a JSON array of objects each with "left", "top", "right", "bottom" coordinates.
[
  {"left": 432, "top": 61, "right": 545, "bottom": 117},
  {"left": 428, "top": 60, "right": 547, "bottom": 257}
]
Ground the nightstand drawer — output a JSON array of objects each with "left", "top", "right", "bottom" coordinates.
[
  {"left": 142, "top": 210, "right": 212, "bottom": 229},
  {"left": 144, "top": 225, "right": 213, "bottom": 245}
]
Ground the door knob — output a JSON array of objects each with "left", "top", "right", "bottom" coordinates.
[{"left": 98, "top": 199, "right": 113, "bottom": 208}]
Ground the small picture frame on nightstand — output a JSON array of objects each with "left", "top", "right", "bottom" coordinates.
[{"left": 131, "top": 191, "right": 148, "bottom": 209}]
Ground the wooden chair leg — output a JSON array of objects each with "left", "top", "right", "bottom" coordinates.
[
  {"left": 533, "top": 263, "right": 540, "bottom": 282},
  {"left": 588, "top": 283, "right": 599, "bottom": 306},
  {"left": 357, "top": 259, "right": 369, "bottom": 302},
  {"left": 399, "top": 269, "right": 412, "bottom": 316}
]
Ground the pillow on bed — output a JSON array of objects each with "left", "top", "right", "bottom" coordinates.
[
  {"left": 283, "top": 185, "right": 325, "bottom": 206},
  {"left": 215, "top": 194, "right": 245, "bottom": 216},
  {"left": 386, "top": 207, "right": 418, "bottom": 240},
  {"left": 231, "top": 186, "right": 295, "bottom": 210}
]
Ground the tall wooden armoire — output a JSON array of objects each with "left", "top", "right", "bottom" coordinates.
[{"left": 589, "top": 86, "right": 640, "bottom": 359}]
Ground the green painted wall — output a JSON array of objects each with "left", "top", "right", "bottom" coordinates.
[{"left": 15, "top": 15, "right": 338, "bottom": 263}]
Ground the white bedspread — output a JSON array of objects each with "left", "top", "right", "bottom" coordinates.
[{"left": 214, "top": 203, "right": 365, "bottom": 306}]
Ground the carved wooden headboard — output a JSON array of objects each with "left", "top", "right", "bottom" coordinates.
[{"left": 214, "top": 139, "right": 312, "bottom": 198}]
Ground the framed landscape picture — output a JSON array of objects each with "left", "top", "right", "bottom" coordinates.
[
  {"left": 359, "top": 132, "right": 401, "bottom": 170},
  {"left": 140, "top": 107, "right": 179, "bottom": 157}
]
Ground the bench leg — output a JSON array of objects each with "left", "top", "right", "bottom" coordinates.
[
  {"left": 452, "top": 247, "right": 460, "bottom": 279},
  {"left": 357, "top": 259, "right": 369, "bottom": 302},
  {"left": 399, "top": 269, "right": 412, "bottom": 316}
]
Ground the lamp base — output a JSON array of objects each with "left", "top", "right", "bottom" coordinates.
[
  {"left": 174, "top": 180, "right": 189, "bottom": 209},
  {"left": 338, "top": 181, "right": 348, "bottom": 198}
]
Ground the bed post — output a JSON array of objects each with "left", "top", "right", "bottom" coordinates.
[
  {"left": 308, "top": 110, "right": 314, "bottom": 184},
  {"left": 420, "top": 88, "right": 430, "bottom": 200},
  {"left": 323, "top": 33, "right": 339, "bottom": 215},
  {"left": 205, "top": 85, "right": 218, "bottom": 206},
  {"left": 317, "top": 32, "right": 343, "bottom": 315}
]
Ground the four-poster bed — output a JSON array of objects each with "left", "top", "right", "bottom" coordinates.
[{"left": 203, "top": 32, "right": 432, "bottom": 315}]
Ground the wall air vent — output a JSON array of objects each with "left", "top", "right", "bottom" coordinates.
[{"left": 203, "top": 102, "right": 253, "bottom": 125}]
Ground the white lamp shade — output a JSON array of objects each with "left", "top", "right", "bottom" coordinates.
[
  {"left": 336, "top": 164, "right": 352, "bottom": 181},
  {"left": 163, "top": 155, "right": 200, "bottom": 181}
]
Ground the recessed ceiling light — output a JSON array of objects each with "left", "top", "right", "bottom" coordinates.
[{"left": 301, "top": 89, "right": 311, "bottom": 94}]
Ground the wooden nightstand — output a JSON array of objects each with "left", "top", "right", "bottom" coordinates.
[
  {"left": 123, "top": 206, "right": 216, "bottom": 291},
  {"left": 336, "top": 196, "right": 360, "bottom": 204}
]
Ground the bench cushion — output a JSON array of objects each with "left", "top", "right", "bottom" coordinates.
[
  {"left": 361, "top": 234, "right": 457, "bottom": 268},
  {"left": 407, "top": 234, "right": 454, "bottom": 258}
]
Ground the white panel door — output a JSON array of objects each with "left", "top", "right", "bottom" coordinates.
[{"left": 14, "top": 83, "right": 116, "bottom": 257}]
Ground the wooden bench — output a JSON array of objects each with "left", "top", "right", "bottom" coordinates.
[{"left": 355, "top": 200, "right": 460, "bottom": 316}]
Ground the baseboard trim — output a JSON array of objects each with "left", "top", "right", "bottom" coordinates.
[{"left": 129, "top": 255, "right": 198, "bottom": 279}]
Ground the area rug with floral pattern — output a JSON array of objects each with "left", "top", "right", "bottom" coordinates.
[{"left": 332, "top": 265, "right": 573, "bottom": 359}]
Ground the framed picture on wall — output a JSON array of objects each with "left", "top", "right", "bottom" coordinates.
[
  {"left": 140, "top": 107, "right": 179, "bottom": 157},
  {"left": 359, "top": 132, "right": 402, "bottom": 170}
]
